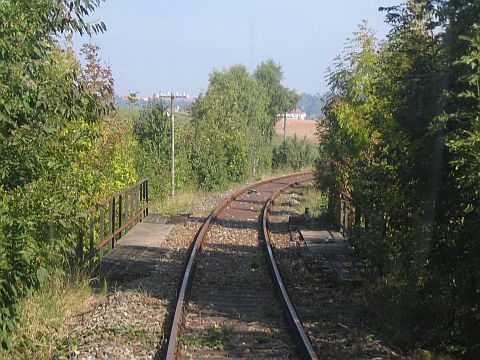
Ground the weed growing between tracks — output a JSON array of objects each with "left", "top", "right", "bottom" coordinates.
[
  {"left": 57, "top": 326, "right": 163, "bottom": 356},
  {"left": 177, "top": 323, "right": 232, "bottom": 350}
]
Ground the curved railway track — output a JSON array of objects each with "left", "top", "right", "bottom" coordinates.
[{"left": 165, "top": 172, "right": 318, "bottom": 359}]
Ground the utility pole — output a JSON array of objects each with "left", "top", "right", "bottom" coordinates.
[
  {"left": 283, "top": 112, "right": 287, "bottom": 142},
  {"left": 157, "top": 91, "right": 188, "bottom": 198}
]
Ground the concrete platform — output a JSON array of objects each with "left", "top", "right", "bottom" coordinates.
[
  {"left": 299, "top": 227, "right": 365, "bottom": 283},
  {"left": 113, "top": 221, "right": 174, "bottom": 248},
  {"left": 98, "top": 214, "right": 175, "bottom": 281},
  {"left": 301, "top": 229, "right": 345, "bottom": 251}
]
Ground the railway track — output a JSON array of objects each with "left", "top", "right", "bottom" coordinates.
[{"left": 165, "top": 172, "right": 318, "bottom": 359}]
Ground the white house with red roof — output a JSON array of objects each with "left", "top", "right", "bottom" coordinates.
[{"left": 285, "top": 108, "right": 307, "bottom": 120}]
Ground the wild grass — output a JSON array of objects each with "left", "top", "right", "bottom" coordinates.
[
  {"left": 118, "top": 106, "right": 141, "bottom": 119},
  {"left": 149, "top": 167, "right": 314, "bottom": 216},
  {"left": 253, "top": 166, "right": 313, "bottom": 182},
  {"left": 177, "top": 323, "right": 232, "bottom": 350},
  {"left": 174, "top": 112, "right": 192, "bottom": 126},
  {"left": 149, "top": 189, "right": 214, "bottom": 215},
  {"left": 294, "top": 186, "right": 328, "bottom": 217},
  {"left": 5, "top": 273, "right": 99, "bottom": 360}
]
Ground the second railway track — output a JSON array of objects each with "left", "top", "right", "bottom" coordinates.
[{"left": 166, "top": 172, "right": 317, "bottom": 359}]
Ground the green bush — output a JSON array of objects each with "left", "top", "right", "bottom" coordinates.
[
  {"left": 133, "top": 99, "right": 196, "bottom": 201},
  {"left": 272, "top": 135, "right": 316, "bottom": 171},
  {"left": 0, "top": 1, "right": 139, "bottom": 351},
  {"left": 316, "top": 3, "right": 480, "bottom": 355},
  {"left": 189, "top": 65, "right": 271, "bottom": 190}
]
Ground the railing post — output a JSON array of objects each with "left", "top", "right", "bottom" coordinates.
[
  {"left": 89, "top": 213, "right": 94, "bottom": 272},
  {"left": 140, "top": 182, "right": 144, "bottom": 219},
  {"left": 355, "top": 208, "right": 360, "bottom": 227},
  {"left": 143, "top": 180, "right": 147, "bottom": 218},
  {"left": 131, "top": 188, "right": 135, "bottom": 221},
  {"left": 344, "top": 202, "right": 349, "bottom": 237},
  {"left": 77, "top": 228, "right": 84, "bottom": 267},
  {"left": 99, "top": 206, "right": 105, "bottom": 258},
  {"left": 340, "top": 198, "right": 345, "bottom": 235},
  {"left": 125, "top": 190, "right": 129, "bottom": 224},
  {"left": 118, "top": 193, "right": 123, "bottom": 239},
  {"left": 145, "top": 179, "right": 149, "bottom": 216},
  {"left": 110, "top": 198, "right": 116, "bottom": 249},
  {"left": 136, "top": 185, "right": 140, "bottom": 220}
]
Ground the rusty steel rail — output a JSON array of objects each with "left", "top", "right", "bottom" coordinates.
[
  {"left": 261, "top": 175, "right": 318, "bottom": 360},
  {"left": 76, "top": 179, "right": 148, "bottom": 270},
  {"left": 165, "top": 172, "right": 313, "bottom": 360}
]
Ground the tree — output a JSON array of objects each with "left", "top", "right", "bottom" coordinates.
[
  {"left": 127, "top": 92, "right": 139, "bottom": 108},
  {"left": 79, "top": 42, "right": 115, "bottom": 110},
  {"left": 316, "top": 0, "right": 480, "bottom": 354},
  {"left": 0, "top": 0, "right": 110, "bottom": 350},
  {"left": 190, "top": 65, "right": 270, "bottom": 189},
  {"left": 133, "top": 99, "right": 174, "bottom": 198},
  {"left": 254, "top": 60, "right": 300, "bottom": 139},
  {"left": 297, "top": 93, "right": 326, "bottom": 119}
]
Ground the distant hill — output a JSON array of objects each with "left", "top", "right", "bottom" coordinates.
[{"left": 297, "top": 93, "right": 327, "bottom": 119}]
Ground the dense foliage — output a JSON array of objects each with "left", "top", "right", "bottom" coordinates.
[
  {"left": 0, "top": 0, "right": 138, "bottom": 351},
  {"left": 134, "top": 100, "right": 195, "bottom": 200},
  {"left": 189, "top": 62, "right": 301, "bottom": 190},
  {"left": 272, "top": 135, "right": 317, "bottom": 171},
  {"left": 317, "top": 0, "right": 479, "bottom": 356}
]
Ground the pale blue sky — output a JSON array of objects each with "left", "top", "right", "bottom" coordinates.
[{"left": 77, "top": 0, "right": 399, "bottom": 97}]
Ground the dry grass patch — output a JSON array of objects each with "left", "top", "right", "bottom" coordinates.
[
  {"left": 149, "top": 169, "right": 312, "bottom": 216},
  {"left": 5, "top": 273, "right": 100, "bottom": 360},
  {"left": 150, "top": 189, "right": 213, "bottom": 215}
]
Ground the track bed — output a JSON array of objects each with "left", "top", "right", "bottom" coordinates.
[{"left": 172, "top": 174, "right": 314, "bottom": 359}]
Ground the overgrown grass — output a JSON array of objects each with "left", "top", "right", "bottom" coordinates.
[
  {"left": 5, "top": 273, "right": 99, "bottom": 360},
  {"left": 118, "top": 106, "right": 141, "bottom": 119},
  {"left": 149, "top": 189, "right": 214, "bottom": 215},
  {"left": 294, "top": 186, "right": 328, "bottom": 217},
  {"left": 254, "top": 166, "right": 312, "bottom": 181},
  {"left": 174, "top": 112, "right": 191, "bottom": 126},
  {"left": 149, "top": 166, "right": 314, "bottom": 216}
]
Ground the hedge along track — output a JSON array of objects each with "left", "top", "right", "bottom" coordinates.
[{"left": 165, "top": 172, "right": 318, "bottom": 359}]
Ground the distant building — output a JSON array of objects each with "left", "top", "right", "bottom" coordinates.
[{"left": 285, "top": 108, "right": 307, "bottom": 120}]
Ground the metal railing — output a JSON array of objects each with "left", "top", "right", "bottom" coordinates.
[
  {"left": 338, "top": 190, "right": 387, "bottom": 275},
  {"left": 339, "top": 192, "right": 355, "bottom": 237},
  {"left": 338, "top": 191, "right": 385, "bottom": 239},
  {"left": 76, "top": 179, "right": 148, "bottom": 270}
]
